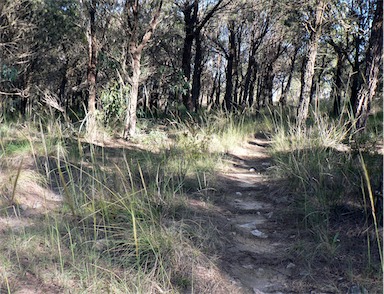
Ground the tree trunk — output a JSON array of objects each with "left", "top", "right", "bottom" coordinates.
[
  {"left": 209, "top": 73, "right": 217, "bottom": 107},
  {"left": 123, "top": 0, "right": 162, "bottom": 138},
  {"left": 249, "top": 67, "right": 258, "bottom": 108},
  {"left": 125, "top": 49, "right": 141, "bottom": 137},
  {"left": 233, "top": 26, "right": 240, "bottom": 106},
  {"left": 297, "top": 0, "right": 326, "bottom": 123},
  {"left": 181, "top": 0, "right": 225, "bottom": 111},
  {"left": 214, "top": 54, "right": 222, "bottom": 108},
  {"left": 264, "top": 64, "right": 274, "bottom": 106},
  {"left": 309, "top": 53, "right": 326, "bottom": 104},
  {"left": 224, "top": 21, "right": 235, "bottom": 111},
  {"left": 181, "top": 1, "right": 197, "bottom": 111},
  {"left": 350, "top": 35, "right": 361, "bottom": 112},
  {"left": 215, "top": 70, "right": 221, "bottom": 107},
  {"left": 86, "top": 0, "right": 97, "bottom": 138},
  {"left": 191, "top": 30, "right": 202, "bottom": 111},
  {"left": 354, "top": 0, "right": 382, "bottom": 130},
  {"left": 332, "top": 50, "right": 343, "bottom": 116},
  {"left": 243, "top": 54, "right": 255, "bottom": 107},
  {"left": 280, "top": 47, "right": 298, "bottom": 106}
]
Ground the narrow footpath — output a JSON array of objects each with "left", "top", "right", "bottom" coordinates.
[{"left": 212, "top": 135, "right": 303, "bottom": 294}]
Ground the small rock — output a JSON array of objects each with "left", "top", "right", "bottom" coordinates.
[
  {"left": 33, "top": 202, "right": 42, "bottom": 209},
  {"left": 349, "top": 285, "right": 368, "bottom": 294},
  {"left": 238, "top": 222, "right": 257, "bottom": 230},
  {"left": 251, "top": 229, "right": 268, "bottom": 238},
  {"left": 20, "top": 204, "right": 28, "bottom": 211},
  {"left": 235, "top": 192, "right": 242, "bottom": 196},
  {"left": 249, "top": 168, "right": 256, "bottom": 172},
  {"left": 253, "top": 288, "right": 265, "bottom": 294},
  {"left": 286, "top": 262, "right": 296, "bottom": 269}
]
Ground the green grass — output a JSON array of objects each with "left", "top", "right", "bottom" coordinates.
[
  {"left": 268, "top": 109, "right": 383, "bottom": 289},
  {"left": 0, "top": 112, "right": 258, "bottom": 293},
  {"left": 2, "top": 107, "right": 381, "bottom": 292}
]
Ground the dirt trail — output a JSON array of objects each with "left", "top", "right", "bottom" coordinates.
[{"left": 212, "top": 135, "right": 301, "bottom": 294}]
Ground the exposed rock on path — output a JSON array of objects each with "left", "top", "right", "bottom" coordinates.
[{"left": 213, "top": 136, "right": 298, "bottom": 294}]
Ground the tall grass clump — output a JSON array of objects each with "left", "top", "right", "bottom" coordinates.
[
  {"left": 47, "top": 127, "right": 239, "bottom": 292},
  {"left": 169, "top": 110, "right": 257, "bottom": 154},
  {"left": 271, "top": 112, "right": 382, "bottom": 219},
  {"left": 0, "top": 109, "right": 249, "bottom": 293},
  {"left": 270, "top": 109, "right": 383, "bottom": 281}
]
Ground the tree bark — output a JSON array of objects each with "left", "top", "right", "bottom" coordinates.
[
  {"left": 125, "top": 49, "right": 141, "bottom": 137},
  {"left": 124, "top": 0, "right": 162, "bottom": 138},
  {"left": 309, "top": 53, "right": 326, "bottom": 105},
  {"left": 249, "top": 65, "right": 258, "bottom": 108},
  {"left": 224, "top": 21, "right": 235, "bottom": 111},
  {"left": 243, "top": 53, "right": 255, "bottom": 107},
  {"left": 86, "top": 0, "right": 97, "bottom": 138},
  {"left": 233, "top": 25, "right": 241, "bottom": 106},
  {"left": 266, "top": 66, "right": 274, "bottom": 106},
  {"left": 297, "top": 0, "right": 326, "bottom": 123},
  {"left": 191, "top": 30, "right": 202, "bottom": 111},
  {"left": 350, "top": 35, "right": 361, "bottom": 112},
  {"left": 354, "top": 0, "right": 382, "bottom": 130},
  {"left": 180, "top": 0, "right": 226, "bottom": 111},
  {"left": 215, "top": 69, "right": 221, "bottom": 107},
  {"left": 280, "top": 46, "right": 298, "bottom": 106},
  {"left": 332, "top": 50, "right": 343, "bottom": 116},
  {"left": 242, "top": 20, "right": 269, "bottom": 107},
  {"left": 181, "top": 1, "right": 197, "bottom": 111}
]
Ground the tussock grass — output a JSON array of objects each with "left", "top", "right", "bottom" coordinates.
[
  {"left": 269, "top": 112, "right": 381, "bottom": 219},
  {"left": 0, "top": 112, "right": 255, "bottom": 293},
  {"left": 269, "top": 109, "right": 383, "bottom": 290}
]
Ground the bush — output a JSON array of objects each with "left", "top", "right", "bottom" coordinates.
[{"left": 100, "top": 83, "right": 129, "bottom": 129}]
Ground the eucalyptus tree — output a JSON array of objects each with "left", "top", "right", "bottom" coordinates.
[
  {"left": 0, "top": 0, "right": 37, "bottom": 116},
  {"left": 297, "top": 0, "right": 328, "bottom": 123},
  {"left": 177, "top": 0, "right": 229, "bottom": 112},
  {"left": 348, "top": 0, "right": 373, "bottom": 113},
  {"left": 241, "top": 7, "right": 270, "bottom": 108},
  {"left": 353, "top": 0, "right": 382, "bottom": 130},
  {"left": 82, "top": 0, "right": 98, "bottom": 136},
  {"left": 223, "top": 19, "right": 236, "bottom": 110},
  {"left": 121, "top": 0, "right": 163, "bottom": 138},
  {"left": 35, "top": 0, "right": 84, "bottom": 108},
  {"left": 78, "top": 0, "right": 117, "bottom": 137}
]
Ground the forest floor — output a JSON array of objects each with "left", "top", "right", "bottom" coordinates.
[
  {"left": 210, "top": 135, "right": 301, "bottom": 293},
  {"left": 1, "top": 134, "right": 303, "bottom": 294},
  {"left": 1, "top": 131, "right": 381, "bottom": 293},
  {"left": 182, "top": 133, "right": 382, "bottom": 293},
  {"left": 181, "top": 134, "right": 313, "bottom": 294}
]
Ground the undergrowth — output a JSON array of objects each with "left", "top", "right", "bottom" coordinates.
[
  {"left": 269, "top": 109, "right": 383, "bottom": 290},
  {"left": 0, "top": 111, "right": 258, "bottom": 293}
]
